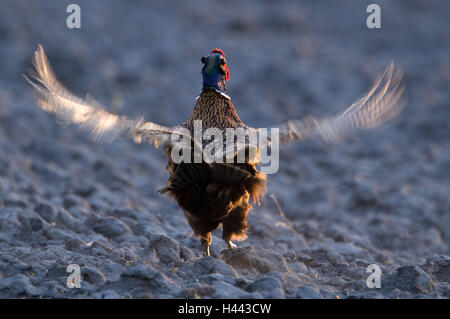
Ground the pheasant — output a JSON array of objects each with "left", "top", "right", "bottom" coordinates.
[{"left": 25, "top": 46, "right": 404, "bottom": 256}]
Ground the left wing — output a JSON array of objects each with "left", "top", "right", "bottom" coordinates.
[{"left": 24, "top": 44, "right": 186, "bottom": 147}]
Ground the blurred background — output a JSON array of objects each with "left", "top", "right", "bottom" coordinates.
[{"left": 0, "top": 0, "right": 448, "bottom": 298}]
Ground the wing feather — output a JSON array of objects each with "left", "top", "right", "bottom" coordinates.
[
  {"left": 24, "top": 44, "right": 180, "bottom": 147},
  {"left": 267, "top": 62, "right": 406, "bottom": 145}
]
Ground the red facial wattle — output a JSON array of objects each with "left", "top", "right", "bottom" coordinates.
[
  {"left": 210, "top": 48, "right": 229, "bottom": 82},
  {"left": 222, "top": 64, "right": 230, "bottom": 82}
]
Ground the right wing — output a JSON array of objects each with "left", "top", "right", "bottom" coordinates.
[
  {"left": 266, "top": 62, "right": 405, "bottom": 145},
  {"left": 24, "top": 44, "right": 185, "bottom": 147}
]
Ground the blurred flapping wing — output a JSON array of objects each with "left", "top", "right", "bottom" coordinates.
[
  {"left": 266, "top": 62, "right": 405, "bottom": 145},
  {"left": 24, "top": 45, "right": 182, "bottom": 147}
]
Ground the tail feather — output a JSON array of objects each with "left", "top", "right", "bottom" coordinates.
[
  {"left": 164, "top": 162, "right": 211, "bottom": 191},
  {"left": 210, "top": 163, "right": 266, "bottom": 205},
  {"left": 159, "top": 161, "right": 266, "bottom": 205},
  {"left": 210, "top": 163, "right": 248, "bottom": 185}
]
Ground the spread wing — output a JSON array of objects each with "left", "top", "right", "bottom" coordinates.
[
  {"left": 264, "top": 62, "right": 405, "bottom": 145},
  {"left": 24, "top": 44, "right": 185, "bottom": 147}
]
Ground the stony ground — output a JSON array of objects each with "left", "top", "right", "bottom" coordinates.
[{"left": 0, "top": 0, "right": 448, "bottom": 298}]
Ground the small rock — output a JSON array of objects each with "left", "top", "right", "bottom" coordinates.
[
  {"left": 261, "top": 288, "right": 285, "bottom": 298},
  {"left": 247, "top": 276, "right": 283, "bottom": 292},
  {"left": 300, "top": 247, "right": 347, "bottom": 267},
  {"left": 118, "top": 265, "right": 179, "bottom": 296},
  {"left": 44, "top": 227, "right": 74, "bottom": 242},
  {"left": 351, "top": 181, "right": 378, "bottom": 208},
  {"left": 293, "top": 220, "right": 321, "bottom": 239},
  {"left": 384, "top": 265, "right": 434, "bottom": 294},
  {"left": 0, "top": 274, "right": 39, "bottom": 297},
  {"left": 1, "top": 193, "right": 26, "bottom": 208},
  {"left": 181, "top": 284, "right": 215, "bottom": 298},
  {"left": 149, "top": 233, "right": 180, "bottom": 264},
  {"left": 423, "top": 255, "right": 450, "bottom": 282},
  {"left": 82, "top": 266, "right": 107, "bottom": 286},
  {"left": 295, "top": 285, "right": 322, "bottom": 299},
  {"left": 29, "top": 217, "right": 44, "bottom": 231},
  {"left": 211, "top": 281, "right": 246, "bottom": 298},
  {"left": 220, "top": 246, "right": 289, "bottom": 274},
  {"left": 198, "top": 273, "right": 235, "bottom": 285},
  {"left": 56, "top": 209, "right": 85, "bottom": 233},
  {"left": 64, "top": 237, "right": 87, "bottom": 251},
  {"left": 121, "top": 265, "right": 159, "bottom": 281},
  {"left": 86, "top": 216, "right": 131, "bottom": 239},
  {"left": 63, "top": 194, "right": 84, "bottom": 209},
  {"left": 34, "top": 202, "right": 57, "bottom": 223},
  {"left": 289, "top": 261, "right": 309, "bottom": 273},
  {"left": 333, "top": 242, "right": 364, "bottom": 257},
  {"left": 179, "top": 246, "right": 196, "bottom": 261},
  {"left": 194, "top": 256, "right": 237, "bottom": 277},
  {"left": 87, "top": 240, "right": 115, "bottom": 257},
  {"left": 107, "top": 208, "right": 138, "bottom": 220},
  {"left": 238, "top": 292, "right": 263, "bottom": 298},
  {"left": 74, "top": 184, "right": 97, "bottom": 198},
  {"left": 93, "top": 289, "right": 121, "bottom": 299}
]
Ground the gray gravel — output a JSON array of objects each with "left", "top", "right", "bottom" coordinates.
[{"left": 0, "top": 0, "right": 448, "bottom": 298}]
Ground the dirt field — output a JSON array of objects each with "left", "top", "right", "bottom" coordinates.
[{"left": 0, "top": 0, "right": 448, "bottom": 298}]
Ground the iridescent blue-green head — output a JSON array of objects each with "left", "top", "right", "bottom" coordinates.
[{"left": 201, "top": 48, "right": 230, "bottom": 94}]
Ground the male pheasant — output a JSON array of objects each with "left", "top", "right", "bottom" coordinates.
[{"left": 25, "top": 46, "right": 404, "bottom": 255}]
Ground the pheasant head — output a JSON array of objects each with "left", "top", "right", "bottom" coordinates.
[{"left": 201, "top": 48, "right": 229, "bottom": 94}]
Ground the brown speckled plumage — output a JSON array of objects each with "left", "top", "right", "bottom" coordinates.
[
  {"left": 186, "top": 89, "right": 244, "bottom": 132},
  {"left": 163, "top": 88, "right": 266, "bottom": 255}
]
